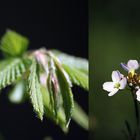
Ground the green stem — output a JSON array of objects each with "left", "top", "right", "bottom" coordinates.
[
  {"left": 132, "top": 91, "right": 139, "bottom": 127},
  {"left": 131, "top": 90, "right": 140, "bottom": 140}
]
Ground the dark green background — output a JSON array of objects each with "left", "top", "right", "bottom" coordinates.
[{"left": 91, "top": 0, "right": 140, "bottom": 140}]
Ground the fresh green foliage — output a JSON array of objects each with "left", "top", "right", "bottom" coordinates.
[
  {"left": 52, "top": 50, "right": 88, "bottom": 90},
  {"left": 0, "top": 58, "right": 26, "bottom": 89},
  {"left": 28, "top": 58, "right": 44, "bottom": 120},
  {"left": 41, "top": 85, "right": 68, "bottom": 132},
  {"left": 55, "top": 63, "right": 74, "bottom": 127},
  {"left": 47, "top": 58, "right": 61, "bottom": 117},
  {"left": 63, "top": 64, "right": 89, "bottom": 90},
  {"left": 0, "top": 30, "right": 88, "bottom": 132},
  {"left": 52, "top": 50, "right": 88, "bottom": 74},
  {"left": 0, "top": 30, "right": 29, "bottom": 57}
]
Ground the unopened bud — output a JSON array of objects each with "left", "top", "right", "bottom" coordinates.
[
  {"left": 135, "top": 86, "right": 140, "bottom": 90},
  {"left": 129, "top": 83, "right": 133, "bottom": 86},
  {"left": 34, "top": 50, "right": 49, "bottom": 74}
]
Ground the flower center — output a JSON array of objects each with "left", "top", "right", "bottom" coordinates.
[
  {"left": 129, "top": 70, "right": 135, "bottom": 77},
  {"left": 127, "top": 72, "right": 140, "bottom": 87},
  {"left": 114, "top": 83, "right": 120, "bottom": 89}
]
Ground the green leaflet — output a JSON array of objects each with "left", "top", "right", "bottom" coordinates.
[
  {"left": 47, "top": 73, "right": 55, "bottom": 112},
  {"left": 53, "top": 57, "right": 74, "bottom": 127},
  {"left": 28, "top": 59, "right": 44, "bottom": 120},
  {"left": 51, "top": 50, "right": 89, "bottom": 90},
  {"left": 47, "top": 58, "right": 61, "bottom": 117},
  {"left": 0, "top": 58, "right": 26, "bottom": 89},
  {"left": 41, "top": 86, "right": 68, "bottom": 132},
  {"left": 47, "top": 72, "right": 60, "bottom": 117},
  {"left": 0, "top": 29, "right": 89, "bottom": 132},
  {"left": 63, "top": 64, "right": 89, "bottom": 90},
  {"left": 72, "top": 102, "right": 89, "bottom": 130},
  {"left": 0, "top": 30, "right": 29, "bottom": 57},
  {"left": 51, "top": 50, "right": 88, "bottom": 74}
]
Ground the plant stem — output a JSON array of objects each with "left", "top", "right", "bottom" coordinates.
[
  {"left": 132, "top": 91, "right": 139, "bottom": 127},
  {"left": 131, "top": 90, "right": 140, "bottom": 140}
]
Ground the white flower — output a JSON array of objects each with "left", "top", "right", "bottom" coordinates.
[
  {"left": 103, "top": 70, "right": 127, "bottom": 96},
  {"left": 136, "top": 89, "right": 140, "bottom": 101},
  {"left": 121, "top": 60, "right": 139, "bottom": 72}
]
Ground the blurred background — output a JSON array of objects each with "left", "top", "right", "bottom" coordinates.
[
  {"left": 91, "top": 0, "right": 140, "bottom": 140},
  {"left": 0, "top": 0, "right": 88, "bottom": 140}
]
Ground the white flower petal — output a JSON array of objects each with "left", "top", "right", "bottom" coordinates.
[
  {"left": 137, "top": 96, "right": 140, "bottom": 102},
  {"left": 108, "top": 88, "right": 119, "bottom": 96},
  {"left": 112, "top": 71, "right": 121, "bottom": 82},
  {"left": 136, "top": 89, "right": 140, "bottom": 101},
  {"left": 103, "top": 82, "right": 114, "bottom": 92},
  {"left": 120, "top": 63, "right": 129, "bottom": 71},
  {"left": 119, "top": 77, "right": 127, "bottom": 89},
  {"left": 120, "top": 74, "right": 124, "bottom": 78},
  {"left": 127, "top": 60, "right": 139, "bottom": 70}
]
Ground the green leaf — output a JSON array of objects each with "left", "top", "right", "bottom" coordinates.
[
  {"left": 51, "top": 50, "right": 88, "bottom": 74},
  {"left": 47, "top": 58, "right": 61, "bottom": 117},
  {"left": 72, "top": 102, "right": 89, "bottom": 130},
  {"left": 54, "top": 58, "right": 74, "bottom": 127},
  {"left": 28, "top": 58, "right": 44, "bottom": 120},
  {"left": 51, "top": 50, "right": 89, "bottom": 90},
  {"left": 0, "top": 30, "right": 29, "bottom": 57},
  {"left": 0, "top": 58, "right": 26, "bottom": 89},
  {"left": 47, "top": 72, "right": 59, "bottom": 116},
  {"left": 63, "top": 64, "right": 89, "bottom": 90},
  {"left": 41, "top": 86, "right": 68, "bottom": 132},
  {"left": 8, "top": 81, "right": 26, "bottom": 104}
]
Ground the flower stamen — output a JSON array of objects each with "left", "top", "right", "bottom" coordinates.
[{"left": 114, "top": 83, "right": 120, "bottom": 89}]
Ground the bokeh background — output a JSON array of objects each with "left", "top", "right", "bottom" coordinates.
[
  {"left": 91, "top": 0, "right": 140, "bottom": 140},
  {"left": 0, "top": 0, "right": 88, "bottom": 140}
]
